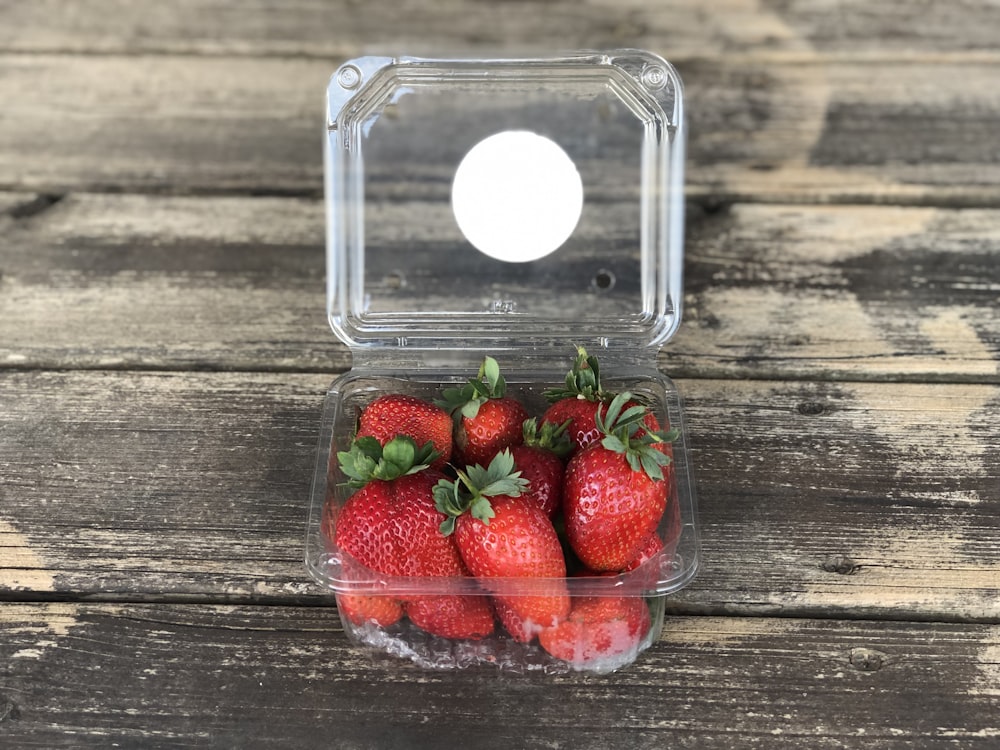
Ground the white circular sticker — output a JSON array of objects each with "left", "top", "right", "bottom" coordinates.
[{"left": 451, "top": 130, "right": 584, "bottom": 263}]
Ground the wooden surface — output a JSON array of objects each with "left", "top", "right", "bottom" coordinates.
[{"left": 2, "top": 2, "right": 999, "bottom": 748}]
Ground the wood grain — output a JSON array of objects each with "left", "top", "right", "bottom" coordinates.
[
  {"left": 3, "top": 193, "right": 997, "bottom": 380},
  {"left": 2, "top": 3, "right": 998, "bottom": 746},
  {"left": 1, "top": 603, "right": 997, "bottom": 749},
  {"left": 1, "top": 51, "right": 999, "bottom": 203},
  {"left": 0, "top": 191, "right": 338, "bottom": 372},
  {"left": 3, "top": 0, "right": 998, "bottom": 58},
  {"left": 1, "top": 371, "right": 997, "bottom": 621}
]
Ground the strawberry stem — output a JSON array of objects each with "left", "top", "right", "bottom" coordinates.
[
  {"left": 433, "top": 449, "right": 529, "bottom": 535},
  {"left": 543, "top": 345, "right": 606, "bottom": 403},
  {"left": 521, "top": 417, "right": 574, "bottom": 459},
  {"left": 337, "top": 435, "right": 439, "bottom": 489},
  {"left": 595, "top": 392, "right": 676, "bottom": 482},
  {"left": 436, "top": 355, "right": 507, "bottom": 421}
]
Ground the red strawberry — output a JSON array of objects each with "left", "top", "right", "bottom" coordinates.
[
  {"left": 538, "top": 595, "right": 651, "bottom": 669},
  {"left": 434, "top": 451, "right": 571, "bottom": 632},
  {"left": 507, "top": 418, "right": 572, "bottom": 518},
  {"left": 336, "top": 592, "right": 404, "bottom": 628},
  {"left": 333, "top": 475, "right": 401, "bottom": 579},
  {"left": 542, "top": 347, "right": 663, "bottom": 455},
  {"left": 392, "top": 476, "right": 494, "bottom": 640},
  {"left": 540, "top": 346, "right": 606, "bottom": 451},
  {"left": 333, "top": 435, "right": 493, "bottom": 640},
  {"left": 406, "top": 596, "right": 494, "bottom": 641},
  {"left": 331, "top": 545, "right": 405, "bottom": 628},
  {"left": 623, "top": 532, "right": 665, "bottom": 574},
  {"left": 621, "top": 475, "right": 682, "bottom": 581},
  {"left": 356, "top": 394, "right": 453, "bottom": 469},
  {"left": 492, "top": 597, "right": 537, "bottom": 643},
  {"left": 563, "top": 393, "right": 678, "bottom": 572},
  {"left": 438, "top": 356, "right": 530, "bottom": 467}
]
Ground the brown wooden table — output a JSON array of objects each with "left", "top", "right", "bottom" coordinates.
[{"left": 2, "top": 2, "right": 999, "bottom": 747}]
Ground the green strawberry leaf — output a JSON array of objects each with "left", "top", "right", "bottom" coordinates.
[
  {"left": 592, "top": 391, "right": 676, "bottom": 483},
  {"left": 469, "top": 495, "right": 496, "bottom": 524},
  {"left": 482, "top": 476, "right": 528, "bottom": 498},
  {"left": 337, "top": 436, "right": 383, "bottom": 487},
  {"left": 601, "top": 434, "right": 628, "bottom": 454},
  {"left": 599, "top": 391, "right": 626, "bottom": 428},
  {"left": 481, "top": 356, "right": 504, "bottom": 396},
  {"left": 639, "top": 452, "right": 665, "bottom": 482},
  {"left": 382, "top": 435, "right": 415, "bottom": 471},
  {"left": 463, "top": 462, "right": 490, "bottom": 490},
  {"left": 484, "top": 448, "right": 516, "bottom": 482},
  {"left": 543, "top": 345, "right": 605, "bottom": 403},
  {"left": 522, "top": 417, "right": 573, "bottom": 458},
  {"left": 625, "top": 451, "right": 642, "bottom": 474},
  {"left": 436, "top": 356, "right": 508, "bottom": 418},
  {"left": 433, "top": 477, "right": 466, "bottom": 521},
  {"left": 431, "top": 450, "right": 528, "bottom": 533},
  {"left": 476, "top": 450, "right": 529, "bottom": 497},
  {"left": 460, "top": 398, "right": 484, "bottom": 420},
  {"left": 350, "top": 436, "right": 384, "bottom": 464},
  {"left": 618, "top": 404, "right": 650, "bottom": 427},
  {"left": 660, "top": 427, "right": 681, "bottom": 443},
  {"left": 338, "top": 435, "right": 438, "bottom": 488}
]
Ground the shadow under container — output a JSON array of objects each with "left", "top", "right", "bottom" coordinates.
[{"left": 305, "top": 51, "right": 699, "bottom": 673}]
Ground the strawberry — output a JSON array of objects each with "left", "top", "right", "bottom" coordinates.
[
  {"left": 356, "top": 393, "right": 453, "bottom": 469},
  {"left": 492, "top": 597, "right": 537, "bottom": 643},
  {"left": 334, "top": 435, "right": 493, "bottom": 640},
  {"left": 507, "top": 418, "right": 572, "bottom": 518},
  {"left": 333, "top": 467, "right": 405, "bottom": 580},
  {"left": 331, "top": 543, "right": 405, "bottom": 628},
  {"left": 434, "top": 450, "right": 571, "bottom": 634},
  {"left": 406, "top": 596, "right": 494, "bottom": 641},
  {"left": 391, "top": 473, "right": 494, "bottom": 640},
  {"left": 623, "top": 532, "right": 665, "bottom": 574},
  {"left": 538, "top": 595, "right": 651, "bottom": 670},
  {"left": 563, "top": 392, "right": 678, "bottom": 572},
  {"left": 438, "top": 356, "right": 530, "bottom": 468},
  {"left": 542, "top": 347, "right": 663, "bottom": 455},
  {"left": 335, "top": 592, "right": 404, "bottom": 628},
  {"left": 620, "top": 477, "right": 682, "bottom": 581},
  {"left": 540, "top": 346, "right": 606, "bottom": 451}
]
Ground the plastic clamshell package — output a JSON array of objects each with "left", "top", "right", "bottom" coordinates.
[{"left": 306, "top": 51, "right": 698, "bottom": 673}]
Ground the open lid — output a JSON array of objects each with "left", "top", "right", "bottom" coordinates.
[{"left": 325, "top": 50, "right": 685, "bottom": 361}]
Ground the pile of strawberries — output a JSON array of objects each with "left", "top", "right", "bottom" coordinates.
[{"left": 322, "top": 347, "right": 680, "bottom": 669}]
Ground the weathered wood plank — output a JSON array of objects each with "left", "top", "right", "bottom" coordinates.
[
  {"left": 3, "top": 193, "right": 998, "bottom": 380},
  {"left": 2, "top": 53, "right": 1000, "bottom": 204},
  {"left": 0, "top": 192, "right": 339, "bottom": 372},
  {"left": 1, "top": 371, "right": 997, "bottom": 620},
  {"left": 1, "top": 603, "right": 998, "bottom": 749},
  {"left": 2, "top": 0, "right": 998, "bottom": 58},
  {"left": 682, "top": 377, "right": 1000, "bottom": 622},
  {"left": 677, "top": 202, "right": 1000, "bottom": 381}
]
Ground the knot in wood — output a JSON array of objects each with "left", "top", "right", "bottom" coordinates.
[
  {"left": 0, "top": 695, "right": 21, "bottom": 723},
  {"left": 821, "top": 555, "right": 860, "bottom": 575},
  {"left": 797, "top": 400, "right": 826, "bottom": 416},
  {"left": 849, "top": 648, "right": 886, "bottom": 672}
]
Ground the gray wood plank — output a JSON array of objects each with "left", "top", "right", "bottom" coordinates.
[
  {"left": 676, "top": 202, "right": 1000, "bottom": 381},
  {"left": 2, "top": 0, "right": 998, "bottom": 58},
  {"left": 3, "top": 193, "right": 998, "bottom": 380},
  {"left": 1, "top": 603, "right": 998, "bottom": 749},
  {"left": 1, "top": 371, "right": 997, "bottom": 621},
  {"left": 1, "top": 53, "right": 999, "bottom": 204}
]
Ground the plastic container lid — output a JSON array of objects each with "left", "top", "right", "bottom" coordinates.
[{"left": 324, "top": 50, "right": 686, "bottom": 359}]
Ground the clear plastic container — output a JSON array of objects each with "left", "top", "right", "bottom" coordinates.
[{"left": 305, "top": 50, "right": 697, "bottom": 673}]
